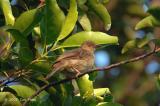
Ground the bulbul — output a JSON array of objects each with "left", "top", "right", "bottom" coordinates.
[{"left": 45, "top": 41, "right": 96, "bottom": 80}]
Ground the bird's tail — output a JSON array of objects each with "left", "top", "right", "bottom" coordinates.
[
  {"left": 45, "top": 62, "right": 65, "bottom": 80},
  {"left": 45, "top": 69, "right": 58, "bottom": 80}
]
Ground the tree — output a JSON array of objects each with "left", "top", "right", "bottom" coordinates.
[{"left": 0, "top": 0, "right": 160, "bottom": 106}]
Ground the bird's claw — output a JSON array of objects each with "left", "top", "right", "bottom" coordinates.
[{"left": 75, "top": 72, "right": 82, "bottom": 77}]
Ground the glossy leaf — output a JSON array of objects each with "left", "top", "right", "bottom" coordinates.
[
  {"left": 122, "top": 40, "right": 136, "bottom": 54},
  {"left": 87, "top": 0, "right": 111, "bottom": 31},
  {"left": 94, "top": 88, "right": 110, "bottom": 96},
  {"left": 137, "top": 36, "right": 150, "bottom": 48},
  {"left": 71, "top": 96, "right": 82, "bottom": 106},
  {"left": 76, "top": 88, "right": 110, "bottom": 96},
  {"left": 57, "top": 0, "right": 78, "bottom": 41},
  {"left": 14, "top": 8, "right": 42, "bottom": 36},
  {"left": 76, "top": 75, "right": 94, "bottom": 97},
  {"left": 127, "top": 4, "right": 147, "bottom": 17},
  {"left": 0, "top": 92, "right": 21, "bottom": 106},
  {"left": 33, "top": 26, "right": 41, "bottom": 36},
  {"left": 135, "top": 15, "right": 160, "bottom": 30},
  {"left": 9, "top": 85, "right": 36, "bottom": 98},
  {"left": 30, "top": 61, "right": 51, "bottom": 74},
  {"left": 7, "top": 29, "right": 33, "bottom": 65},
  {"left": 7, "top": 28, "right": 28, "bottom": 44},
  {"left": 77, "top": 0, "right": 87, "bottom": 6},
  {"left": 40, "top": 0, "right": 65, "bottom": 45},
  {"left": 19, "top": 46, "right": 34, "bottom": 66},
  {"left": 60, "top": 31, "right": 118, "bottom": 48},
  {"left": 0, "top": 0, "right": 15, "bottom": 25},
  {"left": 9, "top": 85, "right": 51, "bottom": 105},
  {"left": 121, "top": 36, "right": 150, "bottom": 54},
  {"left": 79, "top": 14, "right": 92, "bottom": 31}
]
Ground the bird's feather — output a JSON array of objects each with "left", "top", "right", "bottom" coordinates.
[{"left": 55, "top": 48, "right": 81, "bottom": 62}]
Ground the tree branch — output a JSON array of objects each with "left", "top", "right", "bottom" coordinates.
[
  {"left": 0, "top": 70, "right": 31, "bottom": 88},
  {"left": 23, "top": 47, "right": 160, "bottom": 106}
]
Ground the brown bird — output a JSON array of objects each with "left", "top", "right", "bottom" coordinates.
[{"left": 45, "top": 41, "right": 96, "bottom": 80}]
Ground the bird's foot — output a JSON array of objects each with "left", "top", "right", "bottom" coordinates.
[
  {"left": 75, "top": 72, "right": 82, "bottom": 77},
  {"left": 71, "top": 67, "right": 82, "bottom": 77}
]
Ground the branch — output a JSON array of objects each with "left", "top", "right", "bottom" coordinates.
[
  {"left": 0, "top": 70, "right": 31, "bottom": 88},
  {"left": 23, "top": 47, "right": 160, "bottom": 106},
  {"left": 0, "top": 76, "right": 21, "bottom": 88}
]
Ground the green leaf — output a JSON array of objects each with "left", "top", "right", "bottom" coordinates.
[
  {"left": 7, "top": 28, "right": 28, "bottom": 44},
  {"left": 40, "top": 0, "right": 65, "bottom": 45},
  {"left": 79, "top": 14, "right": 92, "bottom": 31},
  {"left": 148, "top": 7, "right": 160, "bottom": 19},
  {"left": 0, "top": 0, "right": 15, "bottom": 25},
  {"left": 71, "top": 96, "right": 82, "bottom": 106},
  {"left": 7, "top": 29, "right": 33, "bottom": 65},
  {"left": 121, "top": 36, "right": 150, "bottom": 54},
  {"left": 60, "top": 31, "right": 118, "bottom": 48},
  {"left": 29, "top": 96, "right": 53, "bottom": 106},
  {"left": 127, "top": 4, "right": 147, "bottom": 17},
  {"left": 76, "top": 88, "right": 110, "bottom": 96},
  {"left": 135, "top": 15, "right": 160, "bottom": 30},
  {"left": 57, "top": 0, "right": 78, "bottom": 41},
  {"left": 76, "top": 75, "right": 94, "bottom": 98},
  {"left": 77, "top": 0, "right": 87, "bottom": 6},
  {"left": 94, "top": 88, "right": 110, "bottom": 96},
  {"left": 14, "top": 8, "right": 42, "bottom": 36},
  {"left": 33, "top": 26, "right": 41, "bottom": 36},
  {"left": 0, "top": 92, "right": 21, "bottom": 106},
  {"left": 76, "top": 88, "right": 112, "bottom": 104},
  {"left": 9, "top": 85, "right": 52, "bottom": 106},
  {"left": 19, "top": 46, "right": 34, "bottom": 65},
  {"left": 121, "top": 40, "right": 136, "bottom": 54},
  {"left": 9, "top": 85, "right": 36, "bottom": 98},
  {"left": 30, "top": 61, "right": 51, "bottom": 74},
  {"left": 97, "top": 102, "right": 123, "bottom": 106},
  {"left": 87, "top": 0, "right": 111, "bottom": 31},
  {"left": 82, "top": 96, "right": 98, "bottom": 106},
  {"left": 137, "top": 36, "right": 150, "bottom": 48}
]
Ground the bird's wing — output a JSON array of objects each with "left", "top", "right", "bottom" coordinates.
[{"left": 55, "top": 49, "right": 81, "bottom": 62}]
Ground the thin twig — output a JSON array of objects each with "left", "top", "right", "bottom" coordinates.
[
  {"left": 0, "top": 70, "right": 32, "bottom": 88},
  {"left": 0, "top": 70, "right": 22, "bottom": 86},
  {"left": 0, "top": 49, "right": 47, "bottom": 87},
  {"left": 0, "top": 76, "right": 21, "bottom": 88},
  {"left": 23, "top": 47, "right": 160, "bottom": 106}
]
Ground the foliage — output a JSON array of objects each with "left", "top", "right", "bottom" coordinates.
[{"left": 0, "top": 0, "right": 160, "bottom": 106}]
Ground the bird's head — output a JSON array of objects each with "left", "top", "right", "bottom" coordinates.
[{"left": 81, "top": 41, "right": 96, "bottom": 52}]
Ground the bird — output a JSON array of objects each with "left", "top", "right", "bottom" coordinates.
[{"left": 45, "top": 41, "right": 96, "bottom": 80}]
